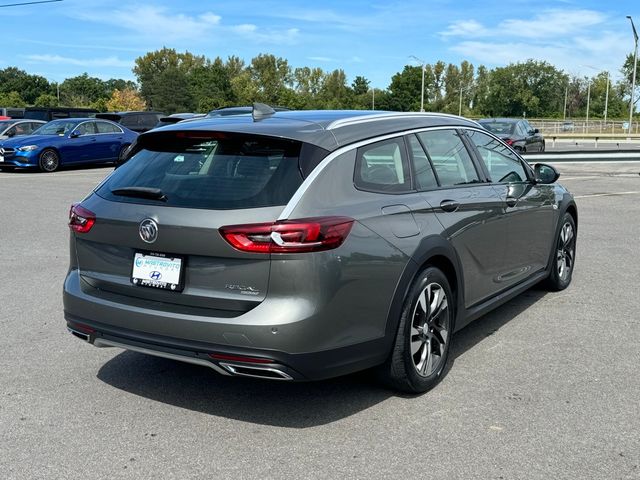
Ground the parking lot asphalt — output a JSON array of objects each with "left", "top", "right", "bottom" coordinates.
[{"left": 1, "top": 162, "right": 639, "bottom": 480}]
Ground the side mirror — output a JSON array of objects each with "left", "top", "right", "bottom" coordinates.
[
  {"left": 69, "top": 131, "right": 81, "bottom": 138},
  {"left": 534, "top": 163, "right": 559, "bottom": 184},
  {"left": 533, "top": 128, "right": 540, "bottom": 134}
]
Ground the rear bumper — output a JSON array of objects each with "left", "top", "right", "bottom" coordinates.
[
  {"left": 65, "top": 314, "right": 388, "bottom": 381},
  {"left": 63, "top": 269, "right": 390, "bottom": 380}
]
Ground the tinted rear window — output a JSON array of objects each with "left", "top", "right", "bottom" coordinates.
[{"left": 97, "top": 134, "right": 304, "bottom": 210}]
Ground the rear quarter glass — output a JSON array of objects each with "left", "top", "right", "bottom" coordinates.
[{"left": 96, "top": 133, "right": 305, "bottom": 210}]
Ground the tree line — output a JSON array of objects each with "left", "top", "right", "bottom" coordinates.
[{"left": 1, "top": 47, "right": 638, "bottom": 119}]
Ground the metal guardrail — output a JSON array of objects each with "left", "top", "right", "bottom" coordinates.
[{"left": 525, "top": 151, "right": 640, "bottom": 162}]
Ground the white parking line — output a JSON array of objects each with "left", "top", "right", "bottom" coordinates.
[{"left": 575, "top": 191, "right": 640, "bottom": 198}]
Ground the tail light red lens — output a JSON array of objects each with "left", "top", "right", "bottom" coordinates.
[
  {"left": 220, "top": 217, "right": 354, "bottom": 254},
  {"left": 504, "top": 138, "right": 514, "bottom": 146},
  {"left": 68, "top": 203, "right": 96, "bottom": 233}
]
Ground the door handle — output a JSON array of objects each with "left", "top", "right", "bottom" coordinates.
[
  {"left": 506, "top": 196, "right": 518, "bottom": 207},
  {"left": 440, "top": 200, "right": 460, "bottom": 212}
]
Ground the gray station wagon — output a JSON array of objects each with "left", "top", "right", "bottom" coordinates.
[{"left": 63, "top": 106, "right": 577, "bottom": 393}]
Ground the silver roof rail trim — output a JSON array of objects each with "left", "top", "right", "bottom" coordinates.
[{"left": 326, "top": 111, "right": 468, "bottom": 130}]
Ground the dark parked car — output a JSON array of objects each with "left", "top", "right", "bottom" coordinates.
[
  {"left": 63, "top": 108, "right": 577, "bottom": 393},
  {"left": 0, "top": 107, "right": 25, "bottom": 119},
  {"left": 154, "top": 113, "right": 206, "bottom": 128},
  {"left": 206, "top": 106, "right": 290, "bottom": 117},
  {"left": 478, "top": 118, "right": 545, "bottom": 153},
  {"left": 0, "top": 119, "right": 46, "bottom": 140},
  {"left": 24, "top": 107, "right": 98, "bottom": 122},
  {"left": 96, "top": 111, "right": 164, "bottom": 133},
  {"left": 0, "top": 118, "right": 137, "bottom": 172}
]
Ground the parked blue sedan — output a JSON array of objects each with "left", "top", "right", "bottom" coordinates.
[{"left": 0, "top": 118, "right": 138, "bottom": 172}]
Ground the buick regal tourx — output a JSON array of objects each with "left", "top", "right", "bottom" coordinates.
[{"left": 63, "top": 106, "right": 577, "bottom": 393}]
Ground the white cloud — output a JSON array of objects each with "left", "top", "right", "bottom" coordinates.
[
  {"left": 71, "top": 6, "right": 298, "bottom": 46},
  {"left": 308, "top": 56, "right": 335, "bottom": 62},
  {"left": 24, "top": 54, "right": 133, "bottom": 68},
  {"left": 441, "top": 19, "right": 490, "bottom": 37},
  {"left": 441, "top": 9, "right": 606, "bottom": 40},
  {"left": 442, "top": 8, "right": 628, "bottom": 76}
]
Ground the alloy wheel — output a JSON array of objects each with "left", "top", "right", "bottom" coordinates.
[
  {"left": 410, "top": 283, "right": 450, "bottom": 377},
  {"left": 557, "top": 222, "right": 575, "bottom": 281}
]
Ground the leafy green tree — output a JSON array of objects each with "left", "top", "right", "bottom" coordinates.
[
  {"left": 318, "top": 69, "right": 353, "bottom": 109},
  {"left": 351, "top": 76, "right": 370, "bottom": 96},
  {"left": 0, "top": 91, "right": 26, "bottom": 107},
  {"left": 189, "top": 57, "right": 235, "bottom": 110},
  {"left": 59, "top": 73, "right": 107, "bottom": 107},
  {"left": 34, "top": 93, "right": 59, "bottom": 107},
  {"left": 246, "top": 54, "right": 294, "bottom": 105},
  {"left": 0, "top": 67, "right": 50, "bottom": 104},
  {"left": 480, "top": 60, "right": 568, "bottom": 117},
  {"left": 133, "top": 48, "right": 206, "bottom": 112},
  {"left": 621, "top": 53, "right": 640, "bottom": 114},
  {"left": 383, "top": 65, "right": 423, "bottom": 111}
]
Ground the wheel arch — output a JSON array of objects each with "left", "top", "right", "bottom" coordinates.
[{"left": 382, "top": 235, "right": 465, "bottom": 356}]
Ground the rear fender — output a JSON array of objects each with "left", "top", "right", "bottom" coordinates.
[{"left": 382, "top": 234, "right": 465, "bottom": 355}]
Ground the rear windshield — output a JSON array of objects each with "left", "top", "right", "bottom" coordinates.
[
  {"left": 96, "top": 134, "right": 304, "bottom": 210},
  {"left": 480, "top": 122, "right": 515, "bottom": 135}
]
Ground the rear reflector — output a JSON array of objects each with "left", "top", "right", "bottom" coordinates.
[
  {"left": 209, "top": 353, "right": 274, "bottom": 364},
  {"left": 220, "top": 217, "right": 354, "bottom": 254},
  {"left": 68, "top": 203, "right": 96, "bottom": 233}
]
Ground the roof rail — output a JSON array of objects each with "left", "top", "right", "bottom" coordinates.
[
  {"left": 252, "top": 103, "right": 277, "bottom": 122},
  {"left": 325, "top": 111, "right": 468, "bottom": 130}
]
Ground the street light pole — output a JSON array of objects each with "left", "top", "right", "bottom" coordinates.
[
  {"left": 459, "top": 85, "right": 463, "bottom": 116},
  {"left": 627, "top": 16, "right": 638, "bottom": 133},
  {"left": 604, "top": 71, "right": 610, "bottom": 125},
  {"left": 563, "top": 86, "right": 568, "bottom": 120},
  {"left": 409, "top": 55, "right": 426, "bottom": 112},
  {"left": 586, "top": 80, "right": 591, "bottom": 133}
]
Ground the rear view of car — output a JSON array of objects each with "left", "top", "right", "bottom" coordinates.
[{"left": 64, "top": 109, "right": 576, "bottom": 392}]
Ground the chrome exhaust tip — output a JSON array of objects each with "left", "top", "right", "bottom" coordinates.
[
  {"left": 67, "top": 327, "right": 90, "bottom": 342},
  {"left": 219, "top": 362, "right": 293, "bottom": 380}
]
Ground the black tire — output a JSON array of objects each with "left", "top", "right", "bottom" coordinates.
[
  {"left": 544, "top": 213, "right": 576, "bottom": 291},
  {"left": 39, "top": 148, "right": 60, "bottom": 172},
  {"left": 118, "top": 144, "right": 130, "bottom": 164},
  {"left": 380, "top": 267, "right": 454, "bottom": 393}
]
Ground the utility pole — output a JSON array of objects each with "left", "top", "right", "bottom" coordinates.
[
  {"left": 409, "top": 55, "right": 426, "bottom": 112},
  {"left": 563, "top": 86, "right": 568, "bottom": 120},
  {"left": 627, "top": 16, "right": 638, "bottom": 135}
]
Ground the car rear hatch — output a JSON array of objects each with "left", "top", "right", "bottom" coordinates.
[{"left": 70, "top": 130, "right": 315, "bottom": 316}]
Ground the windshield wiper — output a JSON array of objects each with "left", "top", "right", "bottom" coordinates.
[{"left": 111, "top": 186, "right": 167, "bottom": 201}]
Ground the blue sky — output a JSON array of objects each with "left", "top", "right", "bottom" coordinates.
[{"left": 2, "top": 0, "right": 638, "bottom": 87}]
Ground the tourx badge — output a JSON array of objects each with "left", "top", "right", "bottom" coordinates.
[{"left": 139, "top": 218, "right": 159, "bottom": 243}]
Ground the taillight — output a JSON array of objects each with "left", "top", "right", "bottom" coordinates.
[
  {"left": 503, "top": 138, "right": 514, "bottom": 146},
  {"left": 220, "top": 217, "right": 354, "bottom": 254},
  {"left": 68, "top": 203, "right": 96, "bottom": 233}
]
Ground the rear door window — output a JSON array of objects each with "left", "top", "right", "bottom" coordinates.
[
  {"left": 97, "top": 134, "right": 304, "bottom": 209},
  {"left": 96, "top": 121, "right": 122, "bottom": 134},
  {"left": 354, "top": 137, "right": 411, "bottom": 193},
  {"left": 417, "top": 130, "right": 480, "bottom": 186}
]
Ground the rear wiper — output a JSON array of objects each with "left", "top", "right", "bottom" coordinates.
[{"left": 111, "top": 186, "right": 167, "bottom": 201}]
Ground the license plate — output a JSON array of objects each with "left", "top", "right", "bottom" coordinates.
[{"left": 131, "top": 252, "right": 184, "bottom": 291}]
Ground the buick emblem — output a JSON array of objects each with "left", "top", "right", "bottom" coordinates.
[{"left": 139, "top": 218, "right": 158, "bottom": 244}]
